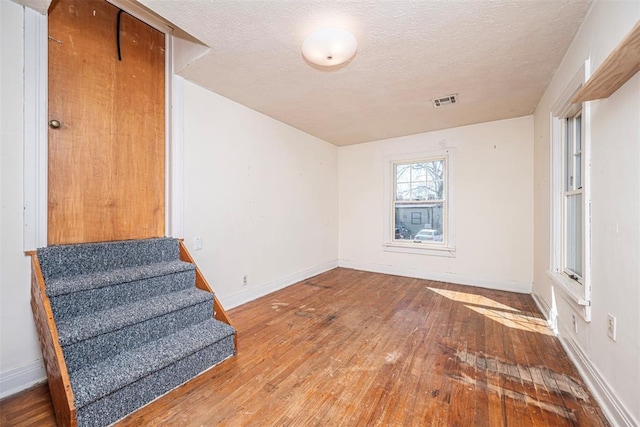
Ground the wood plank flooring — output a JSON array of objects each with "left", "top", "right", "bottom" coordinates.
[{"left": 0, "top": 268, "right": 609, "bottom": 426}]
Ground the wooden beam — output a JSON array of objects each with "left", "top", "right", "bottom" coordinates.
[{"left": 572, "top": 21, "right": 640, "bottom": 104}]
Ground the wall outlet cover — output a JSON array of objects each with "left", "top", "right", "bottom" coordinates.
[{"left": 193, "top": 236, "right": 202, "bottom": 251}]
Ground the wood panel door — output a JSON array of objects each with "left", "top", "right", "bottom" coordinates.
[{"left": 48, "top": 0, "right": 165, "bottom": 245}]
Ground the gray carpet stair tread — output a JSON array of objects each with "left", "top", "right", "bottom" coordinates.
[
  {"left": 38, "top": 237, "right": 179, "bottom": 281},
  {"left": 45, "top": 260, "right": 195, "bottom": 297},
  {"left": 70, "top": 318, "right": 235, "bottom": 409},
  {"left": 57, "top": 288, "right": 214, "bottom": 346}
]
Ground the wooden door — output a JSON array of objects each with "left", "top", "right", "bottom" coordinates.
[{"left": 48, "top": 0, "right": 165, "bottom": 245}]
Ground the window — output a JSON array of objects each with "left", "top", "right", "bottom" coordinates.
[
  {"left": 547, "top": 64, "right": 591, "bottom": 320},
  {"left": 563, "top": 112, "right": 584, "bottom": 281},
  {"left": 393, "top": 157, "right": 446, "bottom": 245},
  {"left": 383, "top": 148, "right": 455, "bottom": 257}
]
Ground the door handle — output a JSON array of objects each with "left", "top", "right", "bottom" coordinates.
[{"left": 49, "top": 119, "right": 61, "bottom": 129}]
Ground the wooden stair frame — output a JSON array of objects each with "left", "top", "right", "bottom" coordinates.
[
  {"left": 29, "top": 251, "right": 77, "bottom": 427},
  {"left": 179, "top": 241, "right": 237, "bottom": 349},
  {"left": 28, "top": 242, "right": 236, "bottom": 427}
]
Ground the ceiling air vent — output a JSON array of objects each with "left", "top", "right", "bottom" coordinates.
[{"left": 432, "top": 93, "right": 458, "bottom": 108}]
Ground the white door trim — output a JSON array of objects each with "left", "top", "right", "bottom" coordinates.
[
  {"left": 23, "top": 7, "right": 48, "bottom": 251},
  {"left": 168, "top": 73, "right": 185, "bottom": 239}
]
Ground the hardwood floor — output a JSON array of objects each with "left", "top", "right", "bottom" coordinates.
[{"left": 1, "top": 268, "right": 609, "bottom": 426}]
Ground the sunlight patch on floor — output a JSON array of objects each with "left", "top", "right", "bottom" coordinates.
[
  {"left": 427, "top": 287, "right": 519, "bottom": 312},
  {"left": 464, "top": 305, "right": 554, "bottom": 336}
]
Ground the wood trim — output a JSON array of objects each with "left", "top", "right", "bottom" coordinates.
[
  {"left": 178, "top": 241, "right": 237, "bottom": 350},
  {"left": 29, "top": 253, "right": 77, "bottom": 427},
  {"left": 572, "top": 21, "right": 640, "bottom": 103}
]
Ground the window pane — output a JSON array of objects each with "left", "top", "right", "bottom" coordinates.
[
  {"left": 575, "top": 153, "right": 581, "bottom": 188},
  {"left": 427, "top": 182, "right": 438, "bottom": 200},
  {"left": 394, "top": 202, "right": 444, "bottom": 242},
  {"left": 575, "top": 115, "right": 582, "bottom": 189},
  {"left": 565, "top": 193, "right": 582, "bottom": 277},
  {"left": 412, "top": 163, "right": 427, "bottom": 181},
  {"left": 396, "top": 164, "right": 411, "bottom": 183},
  {"left": 396, "top": 183, "right": 410, "bottom": 201},
  {"left": 575, "top": 115, "right": 582, "bottom": 151},
  {"left": 411, "top": 183, "right": 426, "bottom": 200},
  {"left": 427, "top": 180, "right": 445, "bottom": 200},
  {"left": 427, "top": 160, "right": 444, "bottom": 182},
  {"left": 565, "top": 119, "right": 571, "bottom": 191}
]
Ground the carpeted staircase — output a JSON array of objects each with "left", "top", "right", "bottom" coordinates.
[{"left": 35, "top": 237, "right": 235, "bottom": 427}]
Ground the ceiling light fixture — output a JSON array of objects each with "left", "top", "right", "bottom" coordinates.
[{"left": 302, "top": 27, "right": 357, "bottom": 67}]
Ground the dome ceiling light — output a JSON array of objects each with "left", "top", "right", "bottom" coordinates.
[{"left": 302, "top": 27, "right": 357, "bottom": 67}]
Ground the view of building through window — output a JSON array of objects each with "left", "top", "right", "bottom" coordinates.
[
  {"left": 393, "top": 159, "right": 445, "bottom": 243},
  {"left": 564, "top": 112, "right": 583, "bottom": 279}
]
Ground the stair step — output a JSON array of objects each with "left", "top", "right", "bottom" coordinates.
[
  {"left": 38, "top": 237, "right": 179, "bottom": 282},
  {"left": 48, "top": 261, "right": 196, "bottom": 320},
  {"left": 45, "top": 259, "right": 195, "bottom": 297},
  {"left": 58, "top": 288, "right": 214, "bottom": 372},
  {"left": 71, "top": 319, "right": 235, "bottom": 427}
]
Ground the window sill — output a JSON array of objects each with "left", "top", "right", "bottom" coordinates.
[
  {"left": 546, "top": 269, "right": 591, "bottom": 321},
  {"left": 383, "top": 242, "right": 456, "bottom": 258}
]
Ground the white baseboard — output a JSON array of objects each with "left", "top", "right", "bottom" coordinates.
[
  {"left": 558, "top": 325, "right": 638, "bottom": 427},
  {"left": 531, "top": 292, "right": 551, "bottom": 316},
  {"left": 531, "top": 292, "right": 558, "bottom": 333},
  {"left": 219, "top": 259, "right": 339, "bottom": 309},
  {"left": 338, "top": 259, "right": 532, "bottom": 294},
  {"left": 532, "top": 292, "right": 637, "bottom": 427},
  {"left": 0, "top": 359, "right": 46, "bottom": 399}
]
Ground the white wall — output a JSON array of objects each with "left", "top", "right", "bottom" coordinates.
[
  {"left": 182, "top": 80, "right": 339, "bottom": 308},
  {"left": 0, "top": 0, "right": 46, "bottom": 398},
  {"left": 532, "top": 1, "right": 640, "bottom": 424},
  {"left": 338, "top": 116, "right": 534, "bottom": 292}
]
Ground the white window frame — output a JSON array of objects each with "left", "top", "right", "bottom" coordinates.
[
  {"left": 383, "top": 148, "right": 456, "bottom": 257},
  {"left": 547, "top": 63, "right": 592, "bottom": 321}
]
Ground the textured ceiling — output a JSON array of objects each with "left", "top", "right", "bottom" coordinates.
[{"left": 20, "top": 0, "right": 592, "bottom": 146}]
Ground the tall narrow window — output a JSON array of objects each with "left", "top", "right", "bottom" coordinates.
[
  {"left": 563, "top": 111, "right": 584, "bottom": 281},
  {"left": 393, "top": 158, "right": 446, "bottom": 244},
  {"left": 548, "top": 65, "right": 590, "bottom": 320}
]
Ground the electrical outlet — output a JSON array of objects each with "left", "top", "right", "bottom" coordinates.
[
  {"left": 242, "top": 274, "right": 248, "bottom": 287},
  {"left": 607, "top": 314, "right": 617, "bottom": 341},
  {"left": 193, "top": 236, "right": 202, "bottom": 251},
  {"left": 571, "top": 314, "right": 578, "bottom": 334}
]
